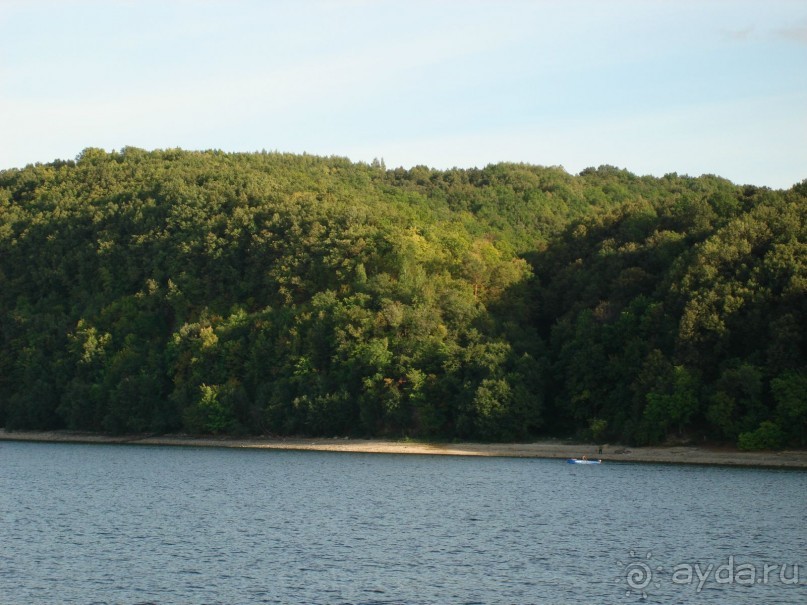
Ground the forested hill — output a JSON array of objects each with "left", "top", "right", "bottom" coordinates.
[{"left": 1, "top": 148, "right": 804, "bottom": 449}]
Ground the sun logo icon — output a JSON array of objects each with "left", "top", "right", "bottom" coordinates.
[{"left": 616, "top": 550, "right": 663, "bottom": 599}]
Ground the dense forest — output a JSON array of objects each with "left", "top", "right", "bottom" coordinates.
[{"left": 0, "top": 148, "right": 804, "bottom": 449}]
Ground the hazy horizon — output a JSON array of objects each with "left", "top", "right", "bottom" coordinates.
[{"left": 1, "top": 0, "right": 805, "bottom": 189}]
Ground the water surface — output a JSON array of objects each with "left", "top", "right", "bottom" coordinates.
[{"left": 1, "top": 442, "right": 804, "bottom": 604}]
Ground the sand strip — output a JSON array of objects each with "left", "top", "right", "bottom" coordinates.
[{"left": 1, "top": 430, "right": 805, "bottom": 469}]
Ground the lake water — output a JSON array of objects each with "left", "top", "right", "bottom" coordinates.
[{"left": 0, "top": 442, "right": 804, "bottom": 605}]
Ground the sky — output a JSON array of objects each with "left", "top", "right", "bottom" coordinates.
[{"left": 1, "top": 0, "right": 805, "bottom": 189}]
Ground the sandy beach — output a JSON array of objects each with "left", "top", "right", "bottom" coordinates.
[{"left": 1, "top": 429, "right": 805, "bottom": 469}]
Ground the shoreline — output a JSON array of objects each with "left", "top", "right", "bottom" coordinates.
[{"left": 1, "top": 429, "right": 806, "bottom": 469}]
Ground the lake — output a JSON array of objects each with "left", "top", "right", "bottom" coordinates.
[{"left": 1, "top": 441, "right": 804, "bottom": 604}]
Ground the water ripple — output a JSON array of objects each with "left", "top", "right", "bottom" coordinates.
[{"left": 1, "top": 443, "right": 804, "bottom": 604}]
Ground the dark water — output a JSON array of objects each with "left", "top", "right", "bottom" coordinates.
[{"left": 1, "top": 442, "right": 804, "bottom": 604}]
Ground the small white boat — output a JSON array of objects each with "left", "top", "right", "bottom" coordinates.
[{"left": 567, "top": 458, "right": 601, "bottom": 464}]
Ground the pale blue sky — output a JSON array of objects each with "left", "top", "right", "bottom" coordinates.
[{"left": 1, "top": 0, "right": 805, "bottom": 188}]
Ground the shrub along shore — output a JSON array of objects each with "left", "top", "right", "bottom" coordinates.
[{"left": 1, "top": 430, "right": 805, "bottom": 469}]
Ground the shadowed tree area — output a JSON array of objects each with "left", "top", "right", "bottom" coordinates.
[{"left": 0, "top": 149, "right": 804, "bottom": 448}]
